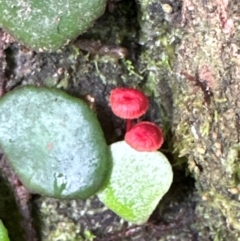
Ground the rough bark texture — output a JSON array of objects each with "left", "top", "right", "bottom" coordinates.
[
  {"left": 174, "top": 0, "right": 240, "bottom": 233},
  {"left": 1, "top": 0, "right": 240, "bottom": 240}
]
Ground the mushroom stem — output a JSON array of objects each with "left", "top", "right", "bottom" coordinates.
[{"left": 126, "top": 119, "right": 132, "bottom": 132}]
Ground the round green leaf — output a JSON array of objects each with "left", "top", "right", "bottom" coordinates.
[
  {"left": 0, "top": 0, "right": 107, "bottom": 51},
  {"left": 0, "top": 86, "right": 110, "bottom": 199},
  {"left": 98, "top": 141, "right": 173, "bottom": 224},
  {"left": 0, "top": 220, "right": 10, "bottom": 241}
]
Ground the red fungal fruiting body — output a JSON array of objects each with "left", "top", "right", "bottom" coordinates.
[
  {"left": 125, "top": 122, "right": 164, "bottom": 152},
  {"left": 109, "top": 88, "right": 149, "bottom": 119}
]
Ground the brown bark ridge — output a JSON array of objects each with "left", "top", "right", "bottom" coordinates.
[
  {"left": 173, "top": 0, "right": 240, "bottom": 232},
  {"left": 138, "top": 0, "right": 240, "bottom": 239}
]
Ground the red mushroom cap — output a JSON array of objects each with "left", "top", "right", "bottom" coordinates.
[
  {"left": 109, "top": 88, "right": 149, "bottom": 119},
  {"left": 125, "top": 121, "right": 164, "bottom": 152}
]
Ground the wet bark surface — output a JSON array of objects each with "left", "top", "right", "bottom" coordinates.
[{"left": 1, "top": 0, "right": 240, "bottom": 240}]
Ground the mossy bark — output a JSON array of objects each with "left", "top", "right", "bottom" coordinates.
[
  {"left": 172, "top": 0, "right": 240, "bottom": 234},
  {"left": 1, "top": 0, "right": 240, "bottom": 240},
  {"left": 138, "top": 0, "right": 240, "bottom": 239}
]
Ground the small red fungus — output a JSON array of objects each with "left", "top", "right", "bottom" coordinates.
[
  {"left": 125, "top": 121, "right": 164, "bottom": 152},
  {"left": 110, "top": 88, "right": 149, "bottom": 131}
]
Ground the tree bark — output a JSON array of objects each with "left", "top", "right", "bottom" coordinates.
[
  {"left": 176, "top": 0, "right": 240, "bottom": 230},
  {"left": 139, "top": 0, "right": 240, "bottom": 237},
  {"left": 1, "top": 0, "right": 240, "bottom": 240}
]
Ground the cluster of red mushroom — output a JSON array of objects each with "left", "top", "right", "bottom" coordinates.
[{"left": 110, "top": 87, "right": 164, "bottom": 152}]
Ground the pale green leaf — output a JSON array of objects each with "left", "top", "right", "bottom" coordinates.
[
  {"left": 0, "top": 220, "right": 10, "bottom": 241},
  {"left": 98, "top": 141, "right": 173, "bottom": 224}
]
